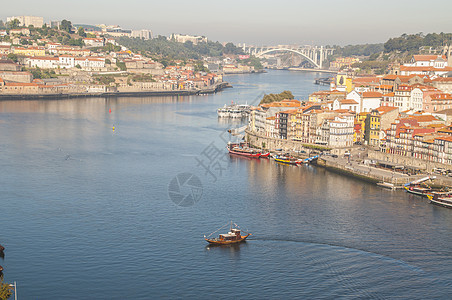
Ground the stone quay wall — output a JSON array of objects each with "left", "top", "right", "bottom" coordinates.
[{"left": 367, "top": 150, "right": 450, "bottom": 173}]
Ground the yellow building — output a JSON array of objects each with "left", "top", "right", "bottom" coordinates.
[
  {"left": 13, "top": 46, "right": 45, "bottom": 57},
  {"left": 335, "top": 73, "right": 353, "bottom": 93},
  {"left": 356, "top": 112, "right": 370, "bottom": 142},
  {"left": 365, "top": 110, "right": 381, "bottom": 146}
]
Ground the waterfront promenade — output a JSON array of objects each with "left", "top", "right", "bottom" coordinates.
[{"left": 246, "top": 129, "right": 452, "bottom": 188}]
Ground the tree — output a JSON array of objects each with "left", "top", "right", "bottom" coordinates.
[
  {"left": 75, "top": 64, "right": 81, "bottom": 69},
  {"left": 194, "top": 60, "right": 208, "bottom": 73},
  {"left": 60, "top": 20, "right": 72, "bottom": 33},
  {"left": 6, "top": 53, "right": 18, "bottom": 63},
  {"left": 260, "top": 91, "right": 294, "bottom": 105},
  {"left": 116, "top": 61, "right": 127, "bottom": 71},
  {"left": 7, "top": 19, "right": 20, "bottom": 29},
  {"left": 0, "top": 276, "right": 13, "bottom": 299},
  {"left": 77, "top": 27, "right": 86, "bottom": 38}
]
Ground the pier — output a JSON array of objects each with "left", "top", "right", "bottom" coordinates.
[{"left": 314, "top": 77, "right": 333, "bottom": 85}]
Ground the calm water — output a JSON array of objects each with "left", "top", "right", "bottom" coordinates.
[{"left": 0, "top": 70, "right": 451, "bottom": 299}]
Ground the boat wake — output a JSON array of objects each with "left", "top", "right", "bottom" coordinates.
[{"left": 249, "top": 237, "right": 425, "bottom": 273}]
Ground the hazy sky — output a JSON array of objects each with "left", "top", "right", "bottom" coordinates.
[{"left": 1, "top": 0, "right": 451, "bottom": 46}]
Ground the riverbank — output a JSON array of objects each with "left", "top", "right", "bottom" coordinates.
[
  {"left": 245, "top": 129, "right": 452, "bottom": 188},
  {"left": 0, "top": 82, "right": 231, "bottom": 101},
  {"left": 287, "top": 67, "right": 337, "bottom": 74},
  {"left": 223, "top": 69, "right": 266, "bottom": 75}
]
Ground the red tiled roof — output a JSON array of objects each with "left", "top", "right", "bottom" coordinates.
[
  {"left": 362, "top": 91, "right": 383, "bottom": 98},
  {"left": 376, "top": 106, "right": 398, "bottom": 114}
]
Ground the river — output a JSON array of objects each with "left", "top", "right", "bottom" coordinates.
[{"left": 0, "top": 70, "right": 451, "bottom": 299}]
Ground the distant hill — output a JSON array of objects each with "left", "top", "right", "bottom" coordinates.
[
  {"left": 116, "top": 36, "right": 244, "bottom": 60},
  {"left": 384, "top": 32, "right": 452, "bottom": 53}
]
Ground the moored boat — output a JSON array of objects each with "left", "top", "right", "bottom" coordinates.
[
  {"left": 273, "top": 155, "right": 303, "bottom": 165},
  {"left": 427, "top": 192, "right": 452, "bottom": 208},
  {"left": 227, "top": 142, "right": 261, "bottom": 158},
  {"left": 404, "top": 184, "right": 432, "bottom": 197},
  {"left": 260, "top": 152, "right": 270, "bottom": 158},
  {"left": 404, "top": 176, "right": 435, "bottom": 197},
  {"left": 204, "top": 221, "right": 251, "bottom": 245},
  {"left": 377, "top": 182, "right": 396, "bottom": 190}
]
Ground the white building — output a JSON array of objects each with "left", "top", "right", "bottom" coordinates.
[
  {"left": 83, "top": 38, "right": 104, "bottom": 47},
  {"left": 328, "top": 113, "right": 354, "bottom": 148},
  {"left": 169, "top": 34, "right": 207, "bottom": 45},
  {"left": 346, "top": 90, "right": 382, "bottom": 113},
  {"left": 406, "top": 55, "right": 448, "bottom": 68},
  {"left": 75, "top": 57, "right": 105, "bottom": 69},
  {"left": 331, "top": 98, "right": 359, "bottom": 112},
  {"left": 26, "top": 56, "right": 59, "bottom": 68},
  {"left": 132, "top": 29, "right": 153, "bottom": 40},
  {"left": 7, "top": 16, "right": 44, "bottom": 28}
]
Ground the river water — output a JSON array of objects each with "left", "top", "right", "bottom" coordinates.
[{"left": 0, "top": 70, "right": 451, "bottom": 299}]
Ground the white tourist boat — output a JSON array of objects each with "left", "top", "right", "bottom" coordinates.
[{"left": 217, "top": 103, "right": 250, "bottom": 118}]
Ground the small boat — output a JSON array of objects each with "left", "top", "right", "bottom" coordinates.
[
  {"left": 273, "top": 155, "right": 303, "bottom": 165},
  {"left": 404, "top": 184, "right": 432, "bottom": 197},
  {"left": 404, "top": 176, "right": 434, "bottom": 197},
  {"left": 377, "top": 182, "right": 396, "bottom": 190},
  {"left": 204, "top": 221, "right": 251, "bottom": 245},
  {"left": 260, "top": 152, "right": 270, "bottom": 158},
  {"left": 427, "top": 192, "right": 452, "bottom": 208}
]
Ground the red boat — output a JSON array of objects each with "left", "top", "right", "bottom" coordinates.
[
  {"left": 227, "top": 143, "right": 261, "bottom": 158},
  {"left": 260, "top": 152, "right": 270, "bottom": 158},
  {"left": 205, "top": 221, "right": 251, "bottom": 245}
]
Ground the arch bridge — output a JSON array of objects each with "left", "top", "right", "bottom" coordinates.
[{"left": 242, "top": 45, "right": 335, "bottom": 69}]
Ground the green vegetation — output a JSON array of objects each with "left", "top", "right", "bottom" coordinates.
[
  {"left": 130, "top": 74, "right": 155, "bottom": 82},
  {"left": 116, "top": 61, "right": 127, "bottom": 71},
  {"left": 28, "top": 67, "right": 58, "bottom": 79},
  {"left": 6, "top": 54, "right": 18, "bottom": 63},
  {"left": 0, "top": 276, "right": 13, "bottom": 299},
  {"left": 384, "top": 32, "right": 452, "bottom": 53},
  {"left": 239, "top": 56, "right": 263, "bottom": 70},
  {"left": 332, "top": 43, "right": 384, "bottom": 57},
  {"left": 77, "top": 27, "right": 86, "bottom": 38},
  {"left": 93, "top": 75, "right": 116, "bottom": 85},
  {"left": 194, "top": 61, "right": 209, "bottom": 73},
  {"left": 6, "top": 18, "right": 20, "bottom": 29},
  {"left": 302, "top": 144, "right": 332, "bottom": 151},
  {"left": 60, "top": 20, "right": 72, "bottom": 33},
  {"left": 351, "top": 60, "right": 390, "bottom": 75},
  {"left": 259, "top": 91, "right": 294, "bottom": 105},
  {"left": 99, "top": 43, "right": 121, "bottom": 53},
  {"left": 115, "top": 36, "right": 243, "bottom": 60}
]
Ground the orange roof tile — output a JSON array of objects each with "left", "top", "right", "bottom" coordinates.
[{"left": 362, "top": 91, "right": 383, "bottom": 98}]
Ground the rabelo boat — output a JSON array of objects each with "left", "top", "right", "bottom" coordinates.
[{"left": 204, "top": 221, "right": 251, "bottom": 245}]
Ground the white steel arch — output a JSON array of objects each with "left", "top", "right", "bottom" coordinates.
[{"left": 255, "top": 48, "right": 320, "bottom": 68}]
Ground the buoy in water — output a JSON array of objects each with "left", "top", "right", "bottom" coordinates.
[
  {"left": 112, "top": 126, "right": 115, "bottom": 131},
  {"left": 109, "top": 109, "right": 112, "bottom": 113}
]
